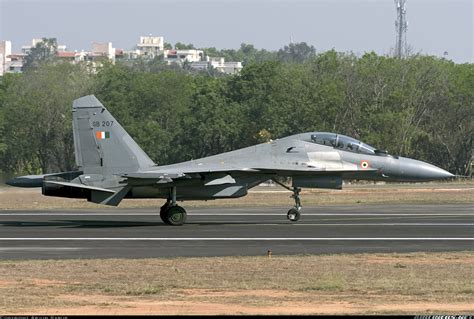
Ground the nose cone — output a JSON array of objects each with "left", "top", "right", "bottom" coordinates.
[{"left": 398, "top": 157, "right": 454, "bottom": 182}]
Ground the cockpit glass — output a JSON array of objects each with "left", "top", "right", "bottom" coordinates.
[
  {"left": 311, "top": 133, "right": 337, "bottom": 147},
  {"left": 358, "top": 143, "right": 376, "bottom": 155},
  {"left": 310, "top": 133, "right": 376, "bottom": 155}
]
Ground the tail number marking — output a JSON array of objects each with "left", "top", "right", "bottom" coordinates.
[{"left": 93, "top": 121, "right": 114, "bottom": 127}]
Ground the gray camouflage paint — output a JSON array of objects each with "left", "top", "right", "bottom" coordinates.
[{"left": 7, "top": 95, "right": 454, "bottom": 206}]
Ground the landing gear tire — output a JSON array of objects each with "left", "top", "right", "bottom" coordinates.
[
  {"left": 162, "top": 205, "right": 187, "bottom": 226},
  {"left": 287, "top": 208, "right": 300, "bottom": 222},
  {"left": 160, "top": 202, "right": 171, "bottom": 224}
]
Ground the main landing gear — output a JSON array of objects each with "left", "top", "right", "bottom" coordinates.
[
  {"left": 160, "top": 187, "right": 187, "bottom": 226},
  {"left": 271, "top": 179, "right": 302, "bottom": 222}
]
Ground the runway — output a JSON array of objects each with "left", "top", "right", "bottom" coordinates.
[{"left": 0, "top": 204, "right": 472, "bottom": 259}]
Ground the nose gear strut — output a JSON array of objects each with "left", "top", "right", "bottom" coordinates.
[{"left": 287, "top": 187, "right": 301, "bottom": 221}]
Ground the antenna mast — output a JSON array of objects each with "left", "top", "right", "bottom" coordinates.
[{"left": 394, "top": 0, "right": 408, "bottom": 58}]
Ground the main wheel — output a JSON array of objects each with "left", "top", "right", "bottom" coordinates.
[
  {"left": 165, "top": 205, "right": 187, "bottom": 226},
  {"left": 287, "top": 208, "right": 300, "bottom": 222}
]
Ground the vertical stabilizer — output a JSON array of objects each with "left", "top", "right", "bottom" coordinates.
[{"left": 72, "top": 95, "right": 155, "bottom": 175}]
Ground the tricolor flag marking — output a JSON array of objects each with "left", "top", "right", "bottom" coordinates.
[{"left": 96, "top": 131, "right": 110, "bottom": 140}]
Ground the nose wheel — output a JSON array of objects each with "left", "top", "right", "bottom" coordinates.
[{"left": 287, "top": 208, "right": 300, "bottom": 222}]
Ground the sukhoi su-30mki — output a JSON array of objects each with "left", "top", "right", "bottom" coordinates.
[{"left": 7, "top": 95, "right": 454, "bottom": 225}]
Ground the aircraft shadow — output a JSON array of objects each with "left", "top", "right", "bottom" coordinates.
[
  {"left": 0, "top": 220, "right": 165, "bottom": 228},
  {"left": 0, "top": 220, "right": 290, "bottom": 228}
]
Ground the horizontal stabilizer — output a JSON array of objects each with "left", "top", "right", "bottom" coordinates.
[
  {"left": 44, "top": 181, "right": 130, "bottom": 206},
  {"left": 44, "top": 181, "right": 115, "bottom": 193}
]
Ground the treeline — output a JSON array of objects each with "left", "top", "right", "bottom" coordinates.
[
  {"left": 0, "top": 49, "right": 472, "bottom": 177},
  {"left": 164, "top": 42, "right": 316, "bottom": 65}
]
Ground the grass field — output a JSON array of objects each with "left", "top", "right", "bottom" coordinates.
[{"left": 0, "top": 252, "right": 473, "bottom": 315}]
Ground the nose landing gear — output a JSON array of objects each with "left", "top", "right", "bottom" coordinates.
[
  {"left": 287, "top": 187, "right": 302, "bottom": 222},
  {"left": 271, "top": 179, "right": 303, "bottom": 222}
]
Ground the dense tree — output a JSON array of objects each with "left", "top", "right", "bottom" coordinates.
[
  {"left": 412, "top": 61, "right": 474, "bottom": 175},
  {"left": 22, "top": 37, "right": 58, "bottom": 71},
  {"left": 174, "top": 42, "right": 196, "bottom": 50},
  {"left": 202, "top": 43, "right": 277, "bottom": 65},
  {"left": 181, "top": 76, "right": 243, "bottom": 159},
  {"left": 0, "top": 45, "right": 471, "bottom": 177},
  {"left": 0, "top": 62, "right": 92, "bottom": 174},
  {"left": 94, "top": 64, "right": 193, "bottom": 165},
  {"left": 277, "top": 42, "right": 316, "bottom": 63}
]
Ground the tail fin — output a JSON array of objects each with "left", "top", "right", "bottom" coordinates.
[{"left": 72, "top": 95, "right": 155, "bottom": 175}]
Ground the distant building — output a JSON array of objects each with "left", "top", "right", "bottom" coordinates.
[
  {"left": 0, "top": 36, "right": 244, "bottom": 75},
  {"left": 2, "top": 38, "right": 69, "bottom": 74},
  {"left": 132, "top": 35, "right": 243, "bottom": 74},
  {"left": 137, "top": 36, "right": 164, "bottom": 58},
  {"left": 78, "top": 41, "right": 117, "bottom": 71},
  {"left": 164, "top": 49, "right": 203, "bottom": 64},
  {"left": 56, "top": 51, "right": 76, "bottom": 62},
  {"left": 21, "top": 38, "right": 66, "bottom": 55},
  {"left": 122, "top": 49, "right": 141, "bottom": 60},
  {"left": 91, "top": 42, "right": 115, "bottom": 62},
  {"left": 0, "top": 40, "right": 12, "bottom": 76},
  {"left": 21, "top": 38, "right": 43, "bottom": 55},
  {"left": 6, "top": 54, "right": 25, "bottom": 73},
  {"left": 0, "top": 40, "right": 24, "bottom": 74},
  {"left": 190, "top": 56, "right": 243, "bottom": 74},
  {"left": 115, "top": 48, "right": 124, "bottom": 60},
  {"left": 212, "top": 60, "right": 243, "bottom": 74}
]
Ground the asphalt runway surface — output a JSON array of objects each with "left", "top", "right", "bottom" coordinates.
[{"left": 0, "top": 204, "right": 472, "bottom": 259}]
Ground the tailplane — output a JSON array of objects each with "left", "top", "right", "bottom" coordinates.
[{"left": 72, "top": 95, "right": 155, "bottom": 175}]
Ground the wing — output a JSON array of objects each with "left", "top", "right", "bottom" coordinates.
[
  {"left": 120, "top": 163, "right": 379, "bottom": 186},
  {"left": 43, "top": 180, "right": 131, "bottom": 207}
]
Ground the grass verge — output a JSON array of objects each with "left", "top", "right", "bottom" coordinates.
[{"left": 0, "top": 252, "right": 473, "bottom": 315}]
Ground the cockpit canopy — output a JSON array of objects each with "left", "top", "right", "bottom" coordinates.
[{"left": 310, "top": 133, "right": 377, "bottom": 155}]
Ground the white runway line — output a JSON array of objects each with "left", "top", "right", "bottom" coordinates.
[
  {"left": 189, "top": 212, "right": 474, "bottom": 217},
  {"left": 0, "top": 247, "right": 82, "bottom": 251},
  {"left": 0, "top": 238, "right": 472, "bottom": 241},
  {"left": 257, "top": 223, "right": 473, "bottom": 226}
]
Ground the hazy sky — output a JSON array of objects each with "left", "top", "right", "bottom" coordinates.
[{"left": 0, "top": 0, "right": 472, "bottom": 63}]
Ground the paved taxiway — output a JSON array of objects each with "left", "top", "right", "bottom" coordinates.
[{"left": 0, "top": 204, "right": 472, "bottom": 259}]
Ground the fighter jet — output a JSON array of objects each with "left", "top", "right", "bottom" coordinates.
[{"left": 7, "top": 95, "right": 454, "bottom": 225}]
